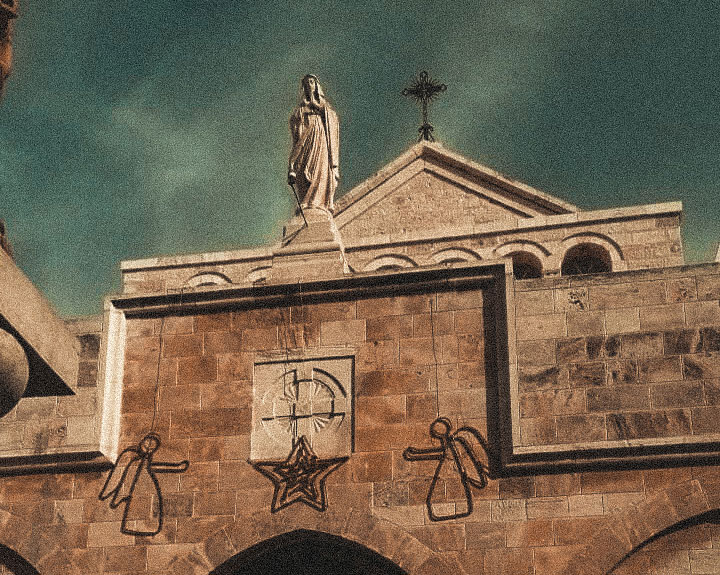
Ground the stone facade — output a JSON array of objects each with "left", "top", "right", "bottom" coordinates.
[{"left": 0, "top": 143, "right": 719, "bottom": 575}]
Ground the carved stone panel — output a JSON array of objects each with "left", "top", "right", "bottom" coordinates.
[{"left": 251, "top": 355, "right": 353, "bottom": 460}]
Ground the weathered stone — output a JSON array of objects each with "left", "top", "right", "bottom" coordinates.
[
  {"left": 518, "top": 365, "right": 563, "bottom": 392},
  {"left": 605, "top": 307, "right": 640, "bottom": 334},
  {"left": 620, "top": 332, "right": 663, "bottom": 358},
  {"left": 606, "top": 360, "right": 638, "bottom": 385},
  {"left": 586, "top": 385, "right": 650, "bottom": 412},
  {"left": 650, "top": 381, "right": 704, "bottom": 408},
  {"left": 556, "top": 414, "right": 606, "bottom": 443},
  {"left": 568, "top": 362, "right": 606, "bottom": 387},
  {"left": 637, "top": 356, "right": 682, "bottom": 383},
  {"left": 567, "top": 311, "right": 605, "bottom": 336},
  {"left": 606, "top": 409, "right": 691, "bottom": 439},
  {"left": 520, "top": 389, "right": 585, "bottom": 417},
  {"left": 683, "top": 353, "right": 720, "bottom": 380}
]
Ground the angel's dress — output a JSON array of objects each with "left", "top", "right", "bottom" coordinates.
[
  {"left": 127, "top": 461, "right": 162, "bottom": 534},
  {"left": 100, "top": 451, "right": 162, "bottom": 535},
  {"left": 430, "top": 447, "right": 471, "bottom": 519}
]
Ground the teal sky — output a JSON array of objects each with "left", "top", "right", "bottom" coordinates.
[{"left": 1, "top": 1, "right": 719, "bottom": 316}]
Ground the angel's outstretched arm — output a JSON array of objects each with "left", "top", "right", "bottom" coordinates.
[
  {"left": 403, "top": 446, "right": 444, "bottom": 461},
  {"left": 151, "top": 460, "right": 189, "bottom": 474}
]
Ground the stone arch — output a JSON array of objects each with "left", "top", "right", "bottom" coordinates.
[
  {"left": 494, "top": 239, "right": 550, "bottom": 260},
  {"left": 196, "top": 509, "right": 465, "bottom": 575},
  {"left": 0, "top": 545, "right": 40, "bottom": 575},
  {"left": 247, "top": 266, "right": 271, "bottom": 284},
  {"left": 556, "top": 232, "right": 626, "bottom": 274},
  {"left": 494, "top": 240, "right": 549, "bottom": 279},
  {"left": 0, "top": 510, "right": 39, "bottom": 574},
  {"left": 558, "top": 476, "right": 717, "bottom": 575},
  {"left": 363, "top": 254, "right": 418, "bottom": 272},
  {"left": 185, "top": 271, "right": 233, "bottom": 288},
  {"left": 510, "top": 251, "right": 543, "bottom": 279},
  {"left": 429, "top": 247, "right": 481, "bottom": 266},
  {"left": 210, "top": 529, "right": 407, "bottom": 575}
]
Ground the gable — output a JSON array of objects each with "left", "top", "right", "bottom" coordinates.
[{"left": 334, "top": 142, "right": 578, "bottom": 242}]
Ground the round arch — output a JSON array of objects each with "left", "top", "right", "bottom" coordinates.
[
  {"left": 557, "top": 232, "right": 626, "bottom": 273},
  {"left": 185, "top": 271, "right": 233, "bottom": 288},
  {"left": 509, "top": 251, "right": 543, "bottom": 279},
  {"left": 246, "top": 266, "right": 271, "bottom": 284},
  {"left": 561, "top": 242, "right": 613, "bottom": 275},
  {"left": 494, "top": 240, "right": 549, "bottom": 279},
  {"left": 430, "top": 247, "right": 481, "bottom": 266},
  {"left": 363, "top": 254, "right": 418, "bottom": 272},
  {"left": 210, "top": 529, "right": 407, "bottom": 575},
  {"left": 0, "top": 545, "right": 40, "bottom": 575},
  {"left": 558, "top": 475, "right": 720, "bottom": 575},
  {"left": 494, "top": 239, "right": 550, "bottom": 260},
  {"left": 194, "top": 508, "right": 464, "bottom": 575}
]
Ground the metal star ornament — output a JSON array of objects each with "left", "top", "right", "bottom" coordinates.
[{"left": 251, "top": 435, "right": 348, "bottom": 513}]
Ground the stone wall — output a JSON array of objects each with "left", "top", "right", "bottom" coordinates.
[
  {"left": 0, "top": 316, "right": 101, "bottom": 464},
  {"left": 2, "top": 265, "right": 720, "bottom": 573},
  {"left": 514, "top": 263, "right": 720, "bottom": 454},
  {"left": 345, "top": 210, "right": 683, "bottom": 275},
  {"left": 120, "top": 205, "right": 684, "bottom": 295}
]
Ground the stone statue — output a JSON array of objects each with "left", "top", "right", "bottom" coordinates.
[
  {"left": 0, "top": 1, "right": 17, "bottom": 95},
  {"left": 288, "top": 75, "right": 340, "bottom": 213}
]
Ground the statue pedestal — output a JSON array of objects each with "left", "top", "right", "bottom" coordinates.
[{"left": 270, "top": 208, "right": 349, "bottom": 283}]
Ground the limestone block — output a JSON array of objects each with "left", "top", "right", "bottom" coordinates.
[
  {"left": 250, "top": 354, "right": 353, "bottom": 460},
  {"left": 606, "top": 410, "right": 691, "bottom": 439}
]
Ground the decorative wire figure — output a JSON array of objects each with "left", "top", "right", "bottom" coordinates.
[
  {"left": 99, "top": 432, "right": 189, "bottom": 536},
  {"left": 403, "top": 417, "right": 489, "bottom": 521}
]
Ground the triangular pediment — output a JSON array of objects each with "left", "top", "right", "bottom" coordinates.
[{"left": 334, "top": 142, "right": 578, "bottom": 242}]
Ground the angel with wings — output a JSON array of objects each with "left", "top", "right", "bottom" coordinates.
[
  {"left": 403, "top": 417, "right": 489, "bottom": 521},
  {"left": 99, "top": 432, "right": 189, "bottom": 536}
]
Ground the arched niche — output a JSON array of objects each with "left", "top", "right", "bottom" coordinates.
[
  {"left": 509, "top": 251, "right": 543, "bottom": 279},
  {"left": 363, "top": 254, "right": 417, "bottom": 272},
  {"left": 494, "top": 240, "right": 549, "bottom": 278},
  {"left": 561, "top": 242, "right": 613, "bottom": 276},
  {"left": 185, "top": 271, "right": 232, "bottom": 288},
  {"left": 430, "top": 247, "right": 481, "bottom": 266},
  {"left": 210, "top": 529, "right": 407, "bottom": 575},
  {"left": 0, "top": 544, "right": 40, "bottom": 575}
]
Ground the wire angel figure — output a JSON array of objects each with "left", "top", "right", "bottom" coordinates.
[
  {"left": 403, "top": 417, "right": 489, "bottom": 521},
  {"left": 99, "top": 432, "right": 189, "bottom": 536}
]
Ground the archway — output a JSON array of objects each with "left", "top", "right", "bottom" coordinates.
[
  {"left": 0, "top": 544, "right": 40, "bottom": 575},
  {"left": 210, "top": 529, "right": 407, "bottom": 575},
  {"left": 561, "top": 242, "right": 613, "bottom": 275},
  {"left": 509, "top": 251, "right": 543, "bottom": 279}
]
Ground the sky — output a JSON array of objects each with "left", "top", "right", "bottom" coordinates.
[{"left": 1, "top": 1, "right": 719, "bottom": 316}]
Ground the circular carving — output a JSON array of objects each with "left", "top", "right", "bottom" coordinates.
[
  {"left": 260, "top": 369, "right": 346, "bottom": 449},
  {"left": 0, "top": 328, "right": 29, "bottom": 417}
]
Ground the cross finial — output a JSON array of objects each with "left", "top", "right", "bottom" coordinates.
[{"left": 402, "top": 71, "right": 447, "bottom": 142}]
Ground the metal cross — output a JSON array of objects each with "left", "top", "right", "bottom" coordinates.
[{"left": 402, "top": 71, "right": 447, "bottom": 142}]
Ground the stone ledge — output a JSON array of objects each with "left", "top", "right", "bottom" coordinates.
[
  {"left": 121, "top": 245, "right": 275, "bottom": 273},
  {"left": 342, "top": 201, "right": 682, "bottom": 252},
  {"left": 514, "top": 261, "right": 720, "bottom": 291}
]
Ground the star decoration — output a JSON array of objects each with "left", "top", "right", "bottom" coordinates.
[{"left": 251, "top": 436, "right": 348, "bottom": 513}]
